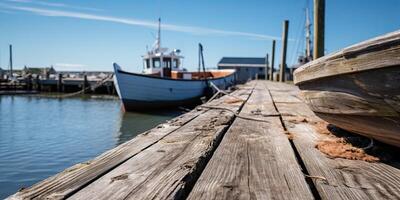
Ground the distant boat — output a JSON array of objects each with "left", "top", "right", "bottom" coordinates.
[
  {"left": 294, "top": 30, "right": 400, "bottom": 147},
  {"left": 113, "top": 19, "right": 236, "bottom": 111}
]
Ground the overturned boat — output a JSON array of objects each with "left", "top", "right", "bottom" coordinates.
[
  {"left": 294, "top": 30, "right": 400, "bottom": 147},
  {"left": 113, "top": 20, "right": 235, "bottom": 111}
]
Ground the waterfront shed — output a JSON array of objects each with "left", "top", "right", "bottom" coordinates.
[{"left": 217, "top": 57, "right": 267, "bottom": 83}]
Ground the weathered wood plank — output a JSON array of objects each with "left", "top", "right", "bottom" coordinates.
[
  {"left": 7, "top": 83, "right": 253, "bottom": 200},
  {"left": 294, "top": 65, "right": 400, "bottom": 147},
  {"left": 265, "top": 81, "right": 299, "bottom": 92},
  {"left": 294, "top": 30, "right": 400, "bottom": 84},
  {"left": 67, "top": 84, "right": 254, "bottom": 200},
  {"left": 188, "top": 82, "right": 314, "bottom": 200},
  {"left": 7, "top": 110, "right": 205, "bottom": 200},
  {"left": 270, "top": 90, "right": 302, "bottom": 103},
  {"left": 265, "top": 81, "right": 400, "bottom": 200}
]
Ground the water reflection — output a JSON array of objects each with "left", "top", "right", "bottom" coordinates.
[
  {"left": 0, "top": 95, "right": 181, "bottom": 199},
  {"left": 115, "top": 110, "right": 182, "bottom": 145}
]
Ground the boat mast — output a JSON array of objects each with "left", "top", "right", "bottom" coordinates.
[
  {"left": 9, "top": 44, "right": 13, "bottom": 78},
  {"left": 156, "top": 18, "right": 161, "bottom": 52},
  {"left": 198, "top": 43, "right": 206, "bottom": 79},
  {"left": 305, "top": 8, "right": 312, "bottom": 59}
]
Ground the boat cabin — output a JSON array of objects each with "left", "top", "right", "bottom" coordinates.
[
  {"left": 140, "top": 19, "right": 235, "bottom": 81},
  {"left": 142, "top": 48, "right": 185, "bottom": 77}
]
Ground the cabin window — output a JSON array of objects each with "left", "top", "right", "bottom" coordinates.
[
  {"left": 163, "top": 58, "right": 172, "bottom": 68},
  {"left": 145, "top": 59, "right": 150, "bottom": 69},
  {"left": 173, "top": 59, "right": 179, "bottom": 68},
  {"left": 153, "top": 58, "right": 161, "bottom": 68}
]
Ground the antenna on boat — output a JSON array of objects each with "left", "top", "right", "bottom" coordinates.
[
  {"left": 156, "top": 18, "right": 161, "bottom": 52},
  {"left": 305, "top": 8, "right": 312, "bottom": 60},
  {"left": 9, "top": 44, "right": 13, "bottom": 78},
  {"left": 198, "top": 43, "right": 206, "bottom": 79}
]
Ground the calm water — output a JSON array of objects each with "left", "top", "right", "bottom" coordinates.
[{"left": 0, "top": 95, "right": 181, "bottom": 199}]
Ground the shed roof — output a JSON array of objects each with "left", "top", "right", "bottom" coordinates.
[{"left": 218, "top": 57, "right": 266, "bottom": 67}]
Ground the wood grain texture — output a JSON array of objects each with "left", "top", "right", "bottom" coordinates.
[
  {"left": 301, "top": 90, "right": 399, "bottom": 116},
  {"left": 67, "top": 84, "right": 254, "bottom": 200},
  {"left": 7, "top": 111, "right": 205, "bottom": 200},
  {"left": 188, "top": 83, "right": 314, "bottom": 200},
  {"left": 265, "top": 81, "right": 400, "bottom": 200},
  {"left": 314, "top": 113, "right": 400, "bottom": 149},
  {"left": 6, "top": 83, "right": 253, "bottom": 200},
  {"left": 296, "top": 66, "right": 400, "bottom": 147},
  {"left": 294, "top": 30, "right": 400, "bottom": 84}
]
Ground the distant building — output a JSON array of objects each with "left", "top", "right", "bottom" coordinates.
[
  {"left": 218, "top": 57, "right": 267, "bottom": 83},
  {"left": 22, "top": 66, "right": 56, "bottom": 78}
]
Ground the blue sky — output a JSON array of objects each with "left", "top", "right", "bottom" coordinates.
[{"left": 0, "top": 0, "right": 399, "bottom": 72}]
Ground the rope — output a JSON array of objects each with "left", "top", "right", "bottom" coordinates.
[
  {"left": 209, "top": 82, "right": 246, "bottom": 102},
  {"left": 202, "top": 82, "right": 277, "bottom": 123},
  {"left": 59, "top": 74, "right": 113, "bottom": 98},
  {"left": 362, "top": 138, "right": 375, "bottom": 150}
]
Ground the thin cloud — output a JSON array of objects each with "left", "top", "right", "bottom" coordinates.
[
  {"left": 55, "top": 63, "right": 87, "bottom": 68},
  {"left": 0, "top": 8, "right": 15, "bottom": 13},
  {"left": 1, "top": 4, "right": 282, "bottom": 41},
  {"left": 5, "top": 0, "right": 103, "bottom": 11},
  {"left": 6, "top": 0, "right": 31, "bottom": 3}
]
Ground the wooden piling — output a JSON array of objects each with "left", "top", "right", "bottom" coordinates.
[
  {"left": 83, "top": 74, "right": 88, "bottom": 94},
  {"left": 35, "top": 75, "right": 41, "bottom": 91},
  {"left": 57, "top": 73, "right": 63, "bottom": 93},
  {"left": 111, "top": 82, "right": 116, "bottom": 95},
  {"left": 313, "top": 0, "right": 325, "bottom": 59},
  {"left": 269, "top": 40, "right": 276, "bottom": 81},
  {"left": 279, "top": 20, "right": 289, "bottom": 82},
  {"left": 9, "top": 44, "right": 13, "bottom": 78},
  {"left": 265, "top": 54, "right": 269, "bottom": 80},
  {"left": 27, "top": 75, "right": 32, "bottom": 91}
]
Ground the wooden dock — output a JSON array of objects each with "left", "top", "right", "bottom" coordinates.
[{"left": 7, "top": 80, "right": 400, "bottom": 200}]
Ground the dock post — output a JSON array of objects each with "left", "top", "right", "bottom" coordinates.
[
  {"left": 269, "top": 40, "right": 276, "bottom": 81},
  {"left": 57, "top": 73, "right": 63, "bottom": 93},
  {"left": 313, "top": 0, "right": 325, "bottom": 59},
  {"left": 279, "top": 20, "right": 289, "bottom": 82},
  {"left": 9, "top": 44, "right": 13, "bottom": 78},
  {"left": 27, "top": 74, "right": 32, "bottom": 91},
  {"left": 265, "top": 54, "right": 269, "bottom": 80},
  {"left": 83, "top": 74, "right": 88, "bottom": 94},
  {"left": 35, "top": 75, "right": 41, "bottom": 91},
  {"left": 106, "top": 83, "right": 111, "bottom": 95}
]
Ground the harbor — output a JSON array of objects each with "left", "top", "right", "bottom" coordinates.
[
  {"left": 0, "top": 67, "right": 115, "bottom": 95},
  {"left": 0, "top": 94, "right": 182, "bottom": 199},
  {"left": 6, "top": 80, "right": 400, "bottom": 200},
  {"left": 1, "top": 0, "right": 400, "bottom": 199}
]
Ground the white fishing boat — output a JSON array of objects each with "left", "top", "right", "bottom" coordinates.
[{"left": 113, "top": 19, "right": 236, "bottom": 111}]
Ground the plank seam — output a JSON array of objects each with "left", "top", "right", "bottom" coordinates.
[
  {"left": 266, "top": 83, "right": 322, "bottom": 200},
  {"left": 178, "top": 83, "right": 256, "bottom": 200},
  {"left": 58, "top": 110, "right": 207, "bottom": 199}
]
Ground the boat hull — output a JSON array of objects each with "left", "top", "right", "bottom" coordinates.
[
  {"left": 113, "top": 64, "right": 236, "bottom": 111},
  {"left": 294, "top": 30, "right": 400, "bottom": 147},
  {"left": 120, "top": 98, "right": 202, "bottom": 111},
  {"left": 297, "top": 66, "right": 400, "bottom": 147}
]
